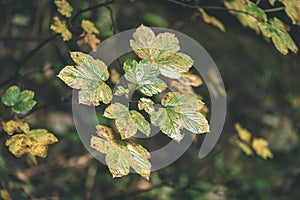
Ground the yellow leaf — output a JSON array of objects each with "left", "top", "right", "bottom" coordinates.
[
  {"left": 234, "top": 123, "right": 252, "bottom": 144},
  {"left": 180, "top": 72, "right": 203, "bottom": 87},
  {"left": 0, "top": 190, "right": 12, "bottom": 200},
  {"left": 77, "top": 33, "right": 100, "bottom": 51},
  {"left": 198, "top": 8, "right": 225, "bottom": 32},
  {"left": 1, "top": 119, "right": 30, "bottom": 135},
  {"left": 234, "top": 139, "right": 253, "bottom": 156},
  {"left": 252, "top": 138, "right": 273, "bottom": 159},
  {"left": 110, "top": 68, "right": 120, "bottom": 84},
  {"left": 81, "top": 20, "right": 100, "bottom": 34},
  {"left": 50, "top": 16, "right": 72, "bottom": 41},
  {"left": 54, "top": 0, "right": 73, "bottom": 18},
  {"left": 5, "top": 129, "right": 58, "bottom": 158},
  {"left": 281, "top": 0, "right": 300, "bottom": 25}
]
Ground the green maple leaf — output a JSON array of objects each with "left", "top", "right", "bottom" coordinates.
[
  {"left": 5, "top": 129, "right": 58, "bottom": 158},
  {"left": 150, "top": 92, "right": 209, "bottom": 142},
  {"left": 57, "top": 52, "right": 112, "bottom": 106},
  {"left": 124, "top": 59, "right": 167, "bottom": 96},
  {"left": 259, "top": 17, "right": 298, "bottom": 55},
  {"left": 1, "top": 85, "right": 36, "bottom": 114},
  {"left": 130, "top": 25, "right": 194, "bottom": 79},
  {"left": 90, "top": 125, "right": 151, "bottom": 180},
  {"left": 104, "top": 103, "right": 150, "bottom": 139}
]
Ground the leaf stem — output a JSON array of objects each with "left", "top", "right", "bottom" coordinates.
[{"left": 264, "top": 6, "right": 285, "bottom": 13}]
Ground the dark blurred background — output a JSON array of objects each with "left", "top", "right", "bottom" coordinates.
[{"left": 0, "top": 0, "right": 300, "bottom": 199}]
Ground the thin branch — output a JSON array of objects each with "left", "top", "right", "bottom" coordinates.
[
  {"left": 72, "top": 0, "right": 115, "bottom": 22},
  {"left": 0, "top": 36, "right": 50, "bottom": 41},
  {"left": 0, "top": 34, "right": 58, "bottom": 88},
  {"left": 264, "top": 6, "right": 285, "bottom": 13},
  {"left": 166, "top": 0, "right": 260, "bottom": 21},
  {"left": 256, "top": 0, "right": 261, "bottom": 5},
  {"left": 104, "top": 5, "right": 117, "bottom": 35}
]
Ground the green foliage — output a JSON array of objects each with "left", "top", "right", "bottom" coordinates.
[{"left": 1, "top": 85, "right": 36, "bottom": 114}]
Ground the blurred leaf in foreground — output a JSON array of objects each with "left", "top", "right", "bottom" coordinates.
[
  {"left": 90, "top": 125, "right": 151, "bottom": 180},
  {"left": 1, "top": 85, "right": 36, "bottom": 114}
]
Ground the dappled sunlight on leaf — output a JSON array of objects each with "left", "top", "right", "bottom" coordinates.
[
  {"left": 1, "top": 119, "right": 30, "bottom": 135},
  {"left": 252, "top": 138, "right": 273, "bottom": 159},
  {"left": 54, "top": 0, "right": 73, "bottom": 18}
]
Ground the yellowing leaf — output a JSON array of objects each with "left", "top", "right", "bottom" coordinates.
[
  {"left": 90, "top": 125, "right": 151, "bottom": 180},
  {"left": 5, "top": 129, "right": 58, "bottom": 158},
  {"left": 81, "top": 20, "right": 100, "bottom": 34},
  {"left": 130, "top": 25, "right": 193, "bottom": 79},
  {"left": 77, "top": 33, "right": 100, "bottom": 51},
  {"left": 50, "top": 16, "right": 72, "bottom": 41},
  {"left": 180, "top": 72, "right": 203, "bottom": 87},
  {"left": 259, "top": 17, "right": 298, "bottom": 55},
  {"left": 150, "top": 92, "right": 209, "bottom": 142},
  {"left": 110, "top": 68, "right": 120, "bottom": 84},
  {"left": 138, "top": 98, "right": 155, "bottom": 114},
  {"left": 114, "top": 86, "right": 129, "bottom": 97},
  {"left": 1, "top": 119, "right": 30, "bottom": 135},
  {"left": 0, "top": 190, "right": 12, "bottom": 200},
  {"left": 234, "top": 140, "right": 253, "bottom": 156},
  {"left": 54, "top": 0, "right": 73, "bottom": 18},
  {"left": 57, "top": 52, "right": 112, "bottom": 106},
  {"left": 224, "top": 0, "right": 261, "bottom": 33},
  {"left": 104, "top": 103, "right": 150, "bottom": 139},
  {"left": 234, "top": 123, "right": 251, "bottom": 144},
  {"left": 280, "top": 0, "right": 300, "bottom": 25},
  {"left": 198, "top": 8, "right": 225, "bottom": 32},
  {"left": 252, "top": 138, "right": 273, "bottom": 159},
  {"left": 124, "top": 59, "right": 167, "bottom": 96}
]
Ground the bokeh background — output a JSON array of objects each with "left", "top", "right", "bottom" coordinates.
[{"left": 1, "top": 0, "right": 300, "bottom": 199}]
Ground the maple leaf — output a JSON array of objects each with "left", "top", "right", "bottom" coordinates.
[
  {"left": 54, "top": 0, "right": 73, "bottom": 18},
  {"left": 130, "top": 25, "right": 194, "bottom": 79},
  {"left": 198, "top": 8, "right": 225, "bottom": 32},
  {"left": 124, "top": 59, "right": 167, "bottom": 96},
  {"left": 90, "top": 125, "right": 151, "bottom": 180},
  {"left": 50, "top": 16, "right": 72, "bottom": 41},
  {"left": 1, "top": 119, "right": 30, "bottom": 135},
  {"left": 5, "top": 129, "right": 58, "bottom": 158},
  {"left": 81, "top": 20, "right": 100, "bottom": 34},
  {"left": 150, "top": 92, "right": 209, "bottom": 142},
  {"left": 57, "top": 52, "right": 112, "bottom": 106},
  {"left": 104, "top": 103, "right": 150, "bottom": 139},
  {"left": 252, "top": 138, "right": 273, "bottom": 159},
  {"left": 1, "top": 85, "right": 36, "bottom": 114},
  {"left": 77, "top": 33, "right": 100, "bottom": 51},
  {"left": 234, "top": 123, "right": 251, "bottom": 144}
]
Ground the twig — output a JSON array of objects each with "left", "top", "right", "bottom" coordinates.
[
  {"left": 72, "top": 0, "right": 115, "bottom": 22},
  {"left": 165, "top": 0, "right": 260, "bottom": 21},
  {"left": 105, "top": 5, "right": 117, "bottom": 35},
  {"left": 264, "top": 6, "right": 285, "bottom": 13},
  {"left": 256, "top": 0, "right": 261, "bottom": 5}
]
